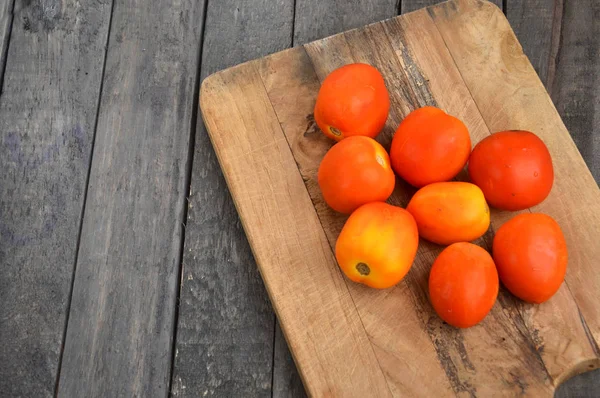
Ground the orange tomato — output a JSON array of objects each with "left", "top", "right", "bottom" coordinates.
[
  {"left": 493, "top": 213, "right": 568, "bottom": 303},
  {"left": 468, "top": 130, "right": 554, "bottom": 211},
  {"left": 336, "top": 202, "right": 419, "bottom": 289},
  {"left": 318, "top": 136, "right": 395, "bottom": 214},
  {"left": 406, "top": 182, "right": 490, "bottom": 245},
  {"left": 314, "top": 63, "right": 390, "bottom": 141},
  {"left": 390, "top": 106, "right": 471, "bottom": 187},
  {"left": 429, "top": 242, "right": 499, "bottom": 328}
]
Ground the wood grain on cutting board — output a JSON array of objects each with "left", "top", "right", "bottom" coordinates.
[
  {"left": 200, "top": 0, "right": 600, "bottom": 395},
  {"left": 429, "top": 0, "right": 600, "bottom": 382}
]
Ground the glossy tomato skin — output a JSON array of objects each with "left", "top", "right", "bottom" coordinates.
[
  {"left": 390, "top": 106, "right": 471, "bottom": 187},
  {"left": 429, "top": 242, "right": 499, "bottom": 328},
  {"left": 314, "top": 63, "right": 390, "bottom": 141},
  {"left": 318, "top": 136, "right": 395, "bottom": 214},
  {"left": 406, "top": 182, "right": 490, "bottom": 245},
  {"left": 493, "top": 213, "right": 568, "bottom": 303},
  {"left": 336, "top": 202, "right": 419, "bottom": 289},
  {"left": 468, "top": 130, "right": 554, "bottom": 211}
]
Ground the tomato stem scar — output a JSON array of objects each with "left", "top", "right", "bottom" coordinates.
[
  {"left": 329, "top": 126, "right": 342, "bottom": 136},
  {"left": 356, "top": 262, "right": 370, "bottom": 276}
]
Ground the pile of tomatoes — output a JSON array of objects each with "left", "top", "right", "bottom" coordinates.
[{"left": 315, "top": 63, "right": 568, "bottom": 328}]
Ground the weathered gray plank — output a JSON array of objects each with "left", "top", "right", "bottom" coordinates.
[
  {"left": 56, "top": 0, "right": 206, "bottom": 396},
  {"left": 273, "top": 323, "right": 307, "bottom": 398},
  {"left": 0, "top": 0, "right": 14, "bottom": 91},
  {"left": 556, "top": 368, "right": 600, "bottom": 398},
  {"left": 506, "top": 1, "right": 600, "bottom": 393},
  {"left": 506, "top": 0, "right": 555, "bottom": 86},
  {"left": 0, "top": 0, "right": 111, "bottom": 396},
  {"left": 551, "top": 2, "right": 600, "bottom": 394},
  {"left": 171, "top": 1, "right": 294, "bottom": 397},
  {"left": 549, "top": 0, "right": 600, "bottom": 182},
  {"left": 402, "top": 0, "right": 502, "bottom": 14},
  {"left": 294, "top": 0, "right": 399, "bottom": 45}
]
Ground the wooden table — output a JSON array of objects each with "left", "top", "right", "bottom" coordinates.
[{"left": 0, "top": 0, "right": 597, "bottom": 396}]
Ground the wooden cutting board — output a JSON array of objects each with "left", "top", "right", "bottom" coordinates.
[{"left": 199, "top": 0, "right": 600, "bottom": 396}]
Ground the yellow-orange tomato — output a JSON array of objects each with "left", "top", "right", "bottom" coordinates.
[
  {"left": 336, "top": 202, "right": 419, "bottom": 289},
  {"left": 390, "top": 106, "right": 471, "bottom": 187},
  {"left": 406, "top": 182, "right": 490, "bottom": 245},
  {"left": 314, "top": 63, "right": 390, "bottom": 141},
  {"left": 493, "top": 213, "right": 568, "bottom": 303},
  {"left": 318, "top": 136, "right": 395, "bottom": 214},
  {"left": 429, "top": 242, "right": 499, "bottom": 328}
]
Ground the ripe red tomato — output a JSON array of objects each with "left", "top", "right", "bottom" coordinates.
[
  {"left": 493, "top": 213, "right": 568, "bottom": 303},
  {"left": 318, "top": 136, "right": 395, "bottom": 214},
  {"left": 468, "top": 130, "right": 554, "bottom": 211},
  {"left": 390, "top": 106, "right": 471, "bottom": 187},
  {"left": 314, "top": 63, "right": 390, "bottom": 141},
  {"left": 429, "top": 242, "right": 499, "bottom": 328}
]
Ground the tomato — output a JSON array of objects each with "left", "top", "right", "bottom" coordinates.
[
  {"left": 406, "top": 182, "right": 490, "bottom": 245},
  {"left": 429, "top": 242, "right": 499, "bottom": 328},
  {"left": 314, "top": 63, "right": 390, "bottom": 141},
  {"left": 468, "top": 130, "right": 554, "bottom": 211},
  {"left": 318, "top": 136, "right": 395, "bottom": 214},
  {"left": 335, "top": 202, "right": 419, "bottom": 289},
  {"left": 390, "top": 106, "right": 471, "bottom": 187},
  {"left": 493, "top": 213, "right": 568, "bottom": 303}
]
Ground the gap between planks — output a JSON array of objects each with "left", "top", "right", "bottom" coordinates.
[
  {"left": 544, "top": 0, "right": 564, "bottom": 94},
  {"left": 53, "top": 0, "right": 118, "bottom": 394},
  {"left": 0, "top": 0, "right": 15, "bottom": 95},
  {"left": 167, "top": 0, "right": 212, "bottom": 395}
]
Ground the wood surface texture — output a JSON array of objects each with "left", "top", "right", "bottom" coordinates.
[
  {"left": 171, "top": 1, "right": 293, "bottom": 396},
  {"left": 0, "top": 0, "right": 14, "bottom": 93},
  {"left": 202, "top": 64, "right": 393, "bottom": 397},
  {"left": 401, "top": 0, "right": 500, "bottom": 13},
  {"left": 430, "top": 0, "right": 600, "bottom": 386},
  {"left": 1, "top": 0, "right": 598, "bottom": 396},
  {"left": 273, "top": 323, "right": 307, "bottom": 398},
  {"left": 549, "top": 0, "right": 600, "bottom": 182},
  {"left": 294, "top": 0, "right": 399, "bottom": 45},
  {"left": 173, "top": 0, "right": 402, "bottom": 396},
  {"left": 506, "top": 0, "right": 556, "bottom": 87},
  {"left": 56, "top": 0, "right": 205, "bottom": 396},
  {"left": 200, "top": 0, "right": 600, "bottom": 396},
  {"left": 0, "top": 1, "right": 111, "bottom": 396}
]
